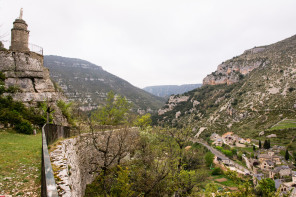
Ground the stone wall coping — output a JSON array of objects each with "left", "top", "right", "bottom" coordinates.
[{"left": 41, "top": 124, "right": 58, "bottom": 197}]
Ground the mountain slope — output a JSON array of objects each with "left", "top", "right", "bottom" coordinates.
[
  {"left": 154, "top": 34, "right": 296, "bottom": 139},
  {"left": 44, "top": 55, "right": 165, "bottom": 112},
  {"left": 143, "top": 84, "right": 202, "bottom": 98}
]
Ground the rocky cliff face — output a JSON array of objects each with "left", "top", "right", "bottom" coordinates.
[
  {"left": 203, "top": 47, "right": 269, "bottom": 85},
  {"left": 0, "top": 51, "right": 67, "bottom": 125},
  {"left": 155, "top": 34, "right": 296, "bottom": 137}
]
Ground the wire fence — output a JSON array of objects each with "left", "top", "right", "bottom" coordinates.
[{"left": 0, "top": 40, "right": 43, "bottom": 55}]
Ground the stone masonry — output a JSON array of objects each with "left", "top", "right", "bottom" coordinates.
[{"left": 0, "top": 11, "right": 67, "bottom": 125}]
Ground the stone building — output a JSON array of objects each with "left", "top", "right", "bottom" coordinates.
[
  {"left": 0, "top": 10, "right": 67, "bottom": 125},
  {"left": 258, "top": 153, "right": 281, "bottom": 165},
  {"left": 269, "top": 165, "right": 292, "bottom": 179},
  {"left": 9, "top": 8, "right": 29, "bottom": 52},
  {"left": 260, "top": 160, "right": 274, "bottom": 170}
]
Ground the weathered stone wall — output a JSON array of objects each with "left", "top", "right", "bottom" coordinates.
[
  {"left": 49, "top": 134, "right": 102, "bottom": 197},
  {"left": 49, "top": 128, "right": 138, "bottom": 197},
  {"left": 0, "top": 50, "right": 67, "bottom": 125}
]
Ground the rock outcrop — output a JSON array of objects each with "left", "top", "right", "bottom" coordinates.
[
  {"left": 0, "top": 51, "right": 67, "bottom": 125},
  {"left": 203, "top": 47, "right": 268, "bottom": 85},
  {"left": 158, "top": 95, "right": 189, "bottom": 115},
  {"left": 155, "top": 34, "right": 296, "bottom": 136}
]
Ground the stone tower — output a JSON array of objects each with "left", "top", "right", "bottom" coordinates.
[
  {"left": 9, "top": 8, "right": 30, "bottom": 52},
  {"left": 0, "top": 9, "right": 68, "bottom": 125}
]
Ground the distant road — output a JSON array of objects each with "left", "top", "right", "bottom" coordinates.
[{"left": 192, "top": 138, "right": 251, "bottom": 175}]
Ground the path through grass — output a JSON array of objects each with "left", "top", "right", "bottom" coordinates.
[{"left": 0, "top": 129, "right": 41, "bottom": 196}]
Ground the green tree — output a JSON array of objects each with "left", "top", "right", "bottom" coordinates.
[
  {"left": 205, "top": 183, "right": 218, "bottom": 197},
  {"left": 231, "top": 148, "right": 237, "bottom": 156},
  {"left": 91, "top": 91, "right": 131, "bottom": 125},
  {"left": 256, "top": 178, "right": 276, "bottom": 197},
  {"left": 110, "top": 166, "right": 134, "bottom": 197},
  {"left": 211, "top": 167, "right": 223, "bottom": 175},
  {"left": 134, "top": 113, "right": 152, "bottom": 129},
  {"left": 174, "top": 169, "right": 200, "bottom": 196},
  {"left": 263, "top": 140, "right": 270, "bottom": 149},
  {"left": 205, "top": 152, "right": 214, "bottom": 167},
  {"left": 285, "top": 149, "right": 289, "bottom": 160},
  {"left": 57, "top": 100, "right": 75, "bottom": 125}
]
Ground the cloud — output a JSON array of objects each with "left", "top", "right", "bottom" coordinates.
[{"left": 1, "top": 0, "right": 296, "bottom": 88}]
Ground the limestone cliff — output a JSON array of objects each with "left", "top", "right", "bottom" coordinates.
[
  {"left": 0, "top": 51, "right": 67, "bottom": 125},
  {"left": 155, "top": 34, "right": 296, "bottom": 137},
  {"left": 158, "top": 95, "right": 190, "bottom": 116},
  {"left": 203, "top": 46, "right": 269, "bottom": 85}
]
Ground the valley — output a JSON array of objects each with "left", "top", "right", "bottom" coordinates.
[{"left": 1, "top": 4, "right": 296, "bottom": 197}]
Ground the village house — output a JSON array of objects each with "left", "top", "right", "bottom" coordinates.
[
  {"left": 271, "top": 145, "right": 286, "bottom": 153},
  {"left": 217, "top": 157, "right": 231, "bottom": 166},
  {"left": 258, "top": 152, "right": 282, "bottom": 165},
  {"left": 222, "top": 132, "right": 237, "bottom": 145},
  {"left": 222, "top": 132, "right": 233, "bottom": 138},
  {"left": 273, "top": 171, "right": 296, "bottom": 196},
  {"left": 279, "top": 181, "right": 296, "bottom": 196},
  {"left": 275, "top": 179, "right": 283, "bottom": 190},
  {"left": 220, "top": 132, "right": 250, "bottom": 146},
  {"left": 238, "top": 137, "right": 246, "bottom": 144},
  {"left": 258, "top": 154, "right": 271, "bottom": 163},
  {"left": 269, "top": 165, "right": 292, "bottom": 179},
  {"left": 210, "top": 133, "right": 223, "bottom": 146},
  {"left": 210, "top": 133, "right": 220, "bottom": 141},
  {"left": 260, "top": 160, "right": 275, "bottom": 170},
  {"left": 212, "top": 138, "right": 223, "bottom": 146}
]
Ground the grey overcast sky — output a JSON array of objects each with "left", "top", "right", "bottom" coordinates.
[{"left": 1, "top": 0, "right": 296, "bottom": 88}]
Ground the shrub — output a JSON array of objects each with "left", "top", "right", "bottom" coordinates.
[
  {"left": 223, "top": 150, "right": 233, "bottom": 157},
  {"left": 0, "top": 72, "right": 46, "bottom": 131},
  {"left": 212, "top": 167, "right": 223, "bottom": 175},
  {"left": 216, "top": 146, "right": 223, "bottom": 151},
  {"left": 288, "top": 87, "right": 295, "bottom": 92},
  {"left": 15, "top": 121, "right": 33, "bottom": 135},
  {"left": 57, "top": 100, "right": 74, "bottom": 125}
]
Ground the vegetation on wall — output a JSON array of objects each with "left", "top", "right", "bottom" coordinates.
[
  {"left": 0, "top": 72, "right": 46, "bottom": 134},
  {"left": 57, "top": 100, "right": 75, "bottom": 125}
]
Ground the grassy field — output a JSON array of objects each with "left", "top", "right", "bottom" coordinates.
[
  {"left": 269, "top": 119, "right": 296, "bottom": 130},
  {"left": 0, "top": 129, "right": 41, "bottom": 196}
]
